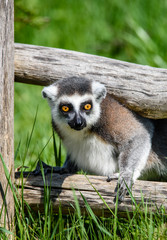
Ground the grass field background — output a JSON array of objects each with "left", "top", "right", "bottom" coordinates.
[{"left": 10, "top": 0, "right": 167, "bottom": 238}]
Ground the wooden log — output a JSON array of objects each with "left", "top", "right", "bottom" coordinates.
[
  {"left": 0, "top": 0, "right": 14, "bottom": 231},
  {"left": 14, "top": 43, "right": 167, "bottom": 119},
  {"left": 15, "top": 173, "right": 167, "bottom": 216}
]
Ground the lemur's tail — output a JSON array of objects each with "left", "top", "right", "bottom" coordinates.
[
  {"left": 142, "top": 119, "right": 167, "bottom": 181},
  {"left": 152, "top": 119, "right": 167, "bottom": 162}
]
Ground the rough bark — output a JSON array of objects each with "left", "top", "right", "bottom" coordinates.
[
  {"left": 0, "top": 0, "right": 14, "bottom": 231},
  {"left": 14, "top": 43, "right": 167, "bottom": 119},
  {"left": 15, "top": 173, "right": 167, "bottom": 217}
]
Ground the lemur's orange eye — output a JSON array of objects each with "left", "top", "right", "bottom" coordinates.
[
  {"left": 62, "top": 106, "right": 69, "bottom": 112},
  {"left": 84, "top": 104, "right": 92, "bottom": 110}
]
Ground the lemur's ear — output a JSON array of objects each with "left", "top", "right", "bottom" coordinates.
[
  {"left": 42, "top": 84, "right": 58, "bottom": 101},
  {"left": 92, "top": 81, "right": 107, "bottom": 102}
]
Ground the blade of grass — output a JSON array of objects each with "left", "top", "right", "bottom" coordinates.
[
  {"left": 79, "top": 190, "right": 112, "bottom": 238},
  {"left": 53, "top": 129, "right": 58, "bottom": 166},
  {"left": 72, "top": 188, "right": 87, "bottom": 239},
  {"left": 30, "top": 135, "right": 52, "bottom": 171},
  {"left": 14, "top": 140, "right": 21, "bottom": 161},
  {"left": 0, "top": 153, "right": 21, "bottom": 210},
  {"left": 58, "top": 140, "right": 62, "bottom": 167},
  {"left": 53, "top": 130, "right": 62, "bottom": 167},
  {"left": 84, "top": 174, "right": 115, "bottom": 217},
  {"left": 0, "top": 154, "right": 31, "bottom": 239},
  {"left": 23, "top": 106, "right": 38, "bottom": 163}
]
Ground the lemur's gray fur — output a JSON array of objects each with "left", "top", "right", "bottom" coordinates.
[{"left": 38, "top": 76, "right": 167, "bottom": 202}]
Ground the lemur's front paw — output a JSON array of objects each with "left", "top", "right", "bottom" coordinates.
[{"left": 114, "top": 175, "right": 133, "bottom": 203}]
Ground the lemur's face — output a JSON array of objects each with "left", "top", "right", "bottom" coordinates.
[
  {"left": 58, "top": 94, "right": 93, "bottom": 131},
  {"left": 42, "top": 78, "right": 106, "bottom": 132}
]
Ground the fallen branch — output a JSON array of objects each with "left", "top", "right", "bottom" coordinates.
[
  {"left": 15, "top": 173, "right": 167, "bottom": 216},
  {"left": 14, "top": 43, "right": 167, "bottom": 119}
]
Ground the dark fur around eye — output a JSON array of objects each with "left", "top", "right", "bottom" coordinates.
[
  {"left": 80, "top": 100, "right": 93, "bottom": 112},
  {"left": 59, "top": 102, "right": 73, "bottom": 113}
]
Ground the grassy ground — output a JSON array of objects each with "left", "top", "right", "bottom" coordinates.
[
  {"left": 1, "top": 155, "right": 167, "bottom": 239},
  {"left": 2, "top": 0, "right": 167, "bottom": 238}
]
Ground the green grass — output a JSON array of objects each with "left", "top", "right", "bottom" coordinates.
[
  {"left": 1, "top": 151, "right": 167, "bottom": 239},
  {"left": 15, "top": 0, "right": 167, "bottom": 67}
]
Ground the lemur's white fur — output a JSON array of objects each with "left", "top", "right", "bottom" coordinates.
[
  {"left": 54, "top": 120, "right": 118, "bottom": 176},
  {"left": 92, "top": 81, "right": 106, "bottom": 102},
  {"left": 42, "top": 85, "right": 58, "bottom": 101}
]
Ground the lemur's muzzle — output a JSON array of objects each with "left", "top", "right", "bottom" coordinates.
[{"left": 68, "top": 113, "right": 86, "bottom": 131}]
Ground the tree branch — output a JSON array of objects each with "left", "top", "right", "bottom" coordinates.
[
  {"left": 14, "top": 43, "right": 167, "bottom": 119},
  {"left": 15, "top": 173, "right": 167, "bottom": 216}
]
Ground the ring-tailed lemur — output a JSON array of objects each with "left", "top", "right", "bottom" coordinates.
[{"left": 36, "top": 76, "right": 167, "bottom": 202}]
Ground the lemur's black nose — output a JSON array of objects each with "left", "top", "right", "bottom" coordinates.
[
  {"left": 75, "top": 115, "right": 82, "bottom": 126},
  {"left": 68, "top": 113, "right": 86, "bottom": 131}
]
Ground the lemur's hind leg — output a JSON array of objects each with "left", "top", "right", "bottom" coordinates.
[{"left": 32, "top": 155, "right": 78, "bottom": 176}]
